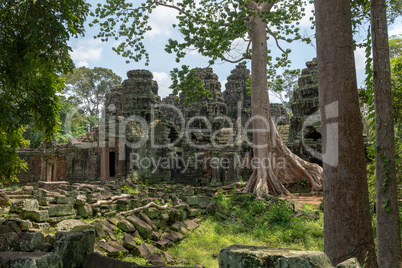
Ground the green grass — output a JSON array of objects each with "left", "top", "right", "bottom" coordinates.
[{"left": 167, "top": 192, "right": 324, "bottom": 267}]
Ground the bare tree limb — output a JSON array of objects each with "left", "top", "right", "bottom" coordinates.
[
  {"left": 266, "top": 26, "right": 288, "bottom": 67},
  {"left": 117, "top": 201, "right": 189, "bottom": 217},
  {"left": 91, "top": 194, "right": 131, "bottom": 207}
]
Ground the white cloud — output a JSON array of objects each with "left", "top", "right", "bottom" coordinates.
[
  {"left": 144, "top": 7, "right": 179, "bottom": 38},
  {"left": 70, "top": 39, "right": 103, "bottom": 65},
  {"left": 153, "top": 72, "right": 172, "bottom": 97},
  {"left": 354, "top": 45, "right": 367, "bottom": 72}
]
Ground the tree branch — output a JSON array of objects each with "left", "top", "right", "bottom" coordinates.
[
  {"left": 266, "top": 26, "right": 288, "bottom": 67},
  {"left": 125, "top": 1, "right": 201, "bottom": 23},
  {"left": 221, "top": 55, "right": 248, "bottom": 63}
]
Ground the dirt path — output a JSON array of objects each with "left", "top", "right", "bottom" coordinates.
[{"left": 280, "top": 193, "right": 323, "bottom": 207}]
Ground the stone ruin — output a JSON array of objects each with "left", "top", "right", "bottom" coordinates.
[
  {"left": 287, "top": 58, "right": 322, "bottom": 164},
  {"left": 14, "top": 61, "right": 320, "bottom": 188}
]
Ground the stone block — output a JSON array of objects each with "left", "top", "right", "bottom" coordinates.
[
  {"left": 15, "top": 232, "right": 49, "bottom": 252},
  {"left": 75, "top": 195, "right": 87, "bottom": 206},
  {"left": 145, "top": 207, "right": 160, "bottom": 219},
  {"left": 20, "top": 210, "right": 49, "bottom": 222},
  {"left": 126, "top": 215, "right": 153, "bottom": 239},
  {"left": 163, "top": 231, "right": 184, "bottom": 243},
  {"left": 219, "top": 245, "right": 337, "bottom": 268},
  {"left": 155, "top": 238, "right": 173, "bottom": 249},
  {"left": 8, "top": 221, "right": 21, "bottom": 233},
  {"left": 336, "top": 258, "right": 361, "bottom": 268},
  {"left": 186, "top": 196, "right": 201, "bottom": 206},
  {"left": 122, "top": 233, "right": 136, "bottom": 250},
  {"left": 56, "top": 219, "right": 94, "bottom": 232},
  {"left": 9, "top": 200, "right": 24, "bottom": 213},
  {"left": 76, "top": 203, "right": 93, "bottom": 218},
  {"left": 39, "top": 197, "right": 55, "bottom": 206},
  {"left": 139, "top": 212, "right": 157, "bottom": 230},
  {"left": 188, "top": 207, "right": 202, "bottom": 217},
  {"left": 0, "top": 252, "right": 62, "bottom": 268},
  {"left": 0, "top": 224, "right": 14, "bottom": 234},
  {"left": 99, "top": 242, "right": 129, "bottom": 257},
  {"left": 101, "top": 191, "right": 114, "bottom": 200},
  {"left": 22, "top": 186, "right": 35, "bottom": 192},
  {"left": 147, "top": 253, "right": 166, "bottom": 266},
  {"left": 21, "top": 199, "right": 39, "bottom": 212},
  {"left": 0, "top": 232, "right": 49, "bottom": 252},
  {"left": 117, "top": 219, "right": 135, "bottom": 233},
  {"left": 171, "top": 221, "right": 188, "bottom": 234},
  {"left": 131, "top": 243, "right": 158, "bottom": 259},
  {"left": 54, "top": 229, "right": 95, "bottom": 268},
  {"left": 56, "top": 196, "right": 75, "bottom": 205},
  {"left": 48, "top": 204, "right": 75, "bottom": 217},
  {"left": 9, "top": 218, "right": 32, "bottom": 231},
  {"left": 183, "top": 219, "right": 199, "bottom": 231}
]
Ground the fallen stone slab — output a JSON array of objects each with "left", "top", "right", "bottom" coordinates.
[
  {"left": 155, "top": 238, "right": 173, "bottom": 249},
  {"left": 99, "top": 242, "right": 129, "bottom": 257},
  {"left": 147, "top": 253, "right": 165, "bottom": 266},
  {"left": 162, "top": 231, "right": 184, "bottom": 243},
  {"left": 13, "top": 232, "right": 49, "bottom": 252},
  {"left": 38, "top": 181, "right": 70, "bottom": 191},
  {"left": 8, "top": 218, "right": 32, "bottom": 231},
  {"left": 54, "top": 229, "right": 95, "bottom": 268},
  {"left": 183, "top": 220, "right": 199, "bottom": 231},
  {"left": 0, "top": 232, "right": 49, "bottom": 252},
  {"left": 77, "top": 203, "right": 93, "bottom": 218},
  {"left": 219, "top": 245, "right": 360, "bottom": 268},
  {"left": 0, "top": 252, "right": 62, "bottom": 268},
  {"left": 56, "top": 219, "right": 94, "bottom": 232},
  {"left": 139, "top": 212, "right": 157, "bottom": 230},
  {"left": 126, "top": 215, "right": 153, "bottom": 239},
  {"left": 122, "top": 233, "right": 137, "bottom": 250},
  {"left": 131, "top": 243, "right": 158, "bottom": 259},
  {"left": 117, "top": 219, "right": 136, "bottom": 233}
]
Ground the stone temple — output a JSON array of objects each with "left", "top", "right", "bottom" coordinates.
[{"left": 16, "top": 60, "right": 321, "bottom": 186}]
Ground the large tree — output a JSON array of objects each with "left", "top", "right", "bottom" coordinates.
[
  {"left": 92, "top": 0, "right": 323, "bottom": 195},
  {"left": 315, "top": 0, "right": 377, "bottom": 266},
  {"left": 370, "top": 0, "right": 402, "bottom": 266},
  {"left": 0, "top": 0, "right": 89, "bottom": 182},
  {"left": 63, "top": 67, "right": 122, "bottom": 117}
]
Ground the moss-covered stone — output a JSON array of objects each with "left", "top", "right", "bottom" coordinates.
[{"left": 219, "top": 245, "right": 333, "bottom": 268}]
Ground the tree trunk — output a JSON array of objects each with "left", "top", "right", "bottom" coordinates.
[
  {"left": 371, "top": 0, "right": 402, "bottom": 266},
  {"left": 244, "top": 3, "right": 323, "bottom": 196},
  {"left": 315, "top": 0, "right": 378, "bottom": 266}
]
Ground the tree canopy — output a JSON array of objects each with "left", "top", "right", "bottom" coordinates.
[
  {"left": 63, "top": 67, "right": 122, "bottom": 117},
  {"left": 0, "top": 0, "right": 89, "bottom": 182}
]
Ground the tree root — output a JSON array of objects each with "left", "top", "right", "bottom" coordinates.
[
  {"left": 244, "top": 119, "right": 323, "bottom": 196},
  {"left": 117, "top": 201, "right": 189, "bottom": 217}
]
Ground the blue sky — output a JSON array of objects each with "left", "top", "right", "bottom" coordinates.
[{"left": 68, "top": 2, "right": 402, "bottom": 102}]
